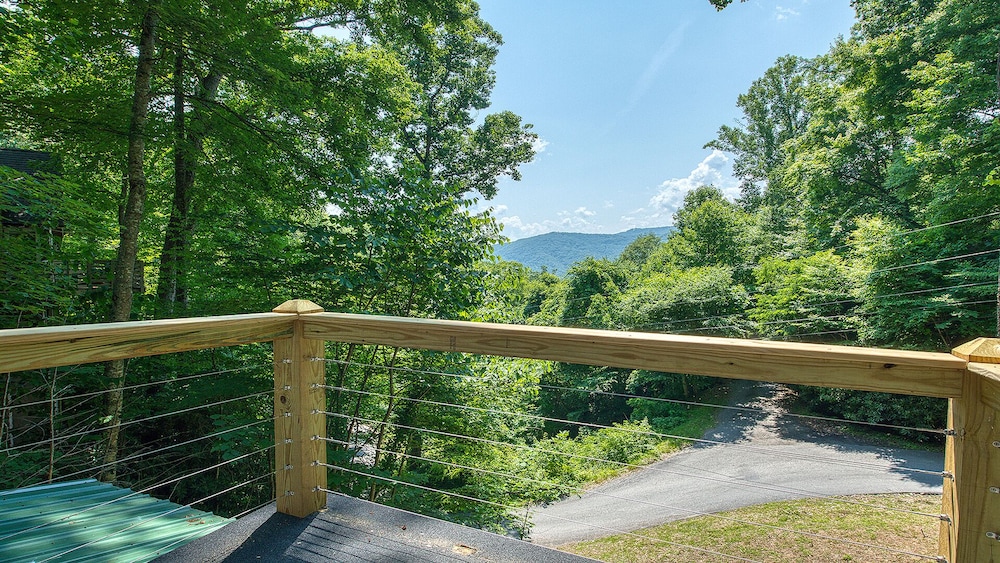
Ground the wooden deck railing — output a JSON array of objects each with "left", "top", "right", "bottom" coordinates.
[{"left": 0, "top": 299, "right": 997, "bottom": 562}]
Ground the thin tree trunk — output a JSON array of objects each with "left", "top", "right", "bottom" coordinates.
[
  {"left": 331, "top": 343, "right": 355, "bottom": 446},
  {"left": 156, "top": 52, "right": 187, "bottom": 310},
  {"left": 1, "top": 372, "right": 10, "bottom": 449},
  {"left": 370, "top": 283, "right": 419, "bottom": 500},
  {"left": 47, "top": 369, "right": 56, "bottom": 483},
  {"left": 157, "top": 55, "right": 221, "bottom": 311},
  {"left": 368, "top": 346, "right": 400, "bottom": 502},
  {"left": 349, "top": 345, "right": 381, "bottom": 438},
  {"left": 100, "top": 5, "right": 159, "bottom": 483}
]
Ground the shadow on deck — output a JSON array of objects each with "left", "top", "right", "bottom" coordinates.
[{"left": 153, "top": 493, "right": 598, "bottom": 563}]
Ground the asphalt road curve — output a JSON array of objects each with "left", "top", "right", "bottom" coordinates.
[{"left": 529, "top": 380, "right": 945, "bottom": 547}]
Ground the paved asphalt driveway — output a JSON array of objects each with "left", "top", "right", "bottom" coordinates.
[{"left": 529, "top": 380, "right": 945, "bottom": 546}]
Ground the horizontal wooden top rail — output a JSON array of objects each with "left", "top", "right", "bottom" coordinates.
[
  {"left": 0, "top": 308, "right": 970, "bottom": 399},
  {"left": 304, "top": 313, "right": 967, "bottom": 398},
  {"left": 0, "top": 313, "right": 293, "bottom": 372}
]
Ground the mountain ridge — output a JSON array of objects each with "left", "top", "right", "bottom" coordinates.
[{"left": 494, "top": 226, "right": 675, "bottom": 274}]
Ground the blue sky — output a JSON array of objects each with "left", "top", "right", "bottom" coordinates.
[{"left": 476, "top": 1, "right": 857, "bottom": 240}]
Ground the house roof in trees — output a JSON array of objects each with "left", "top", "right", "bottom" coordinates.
[
  {"left": 0, "top": 479, "right": 232, "bottom": 562},
  {"left": 0, "top": 148, "right": 63, "bottom": 230},
  {"left": 0, "top": 148, "right": 52, "bottom": 175}
]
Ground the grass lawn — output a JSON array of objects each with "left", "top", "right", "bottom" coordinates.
[{"left": 561, "top": 493, "right": 942, "bottom": 563}]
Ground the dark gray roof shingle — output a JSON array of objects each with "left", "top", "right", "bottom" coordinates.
[{"left": 0, "top": 148, "right": 52, "bottom": 175}]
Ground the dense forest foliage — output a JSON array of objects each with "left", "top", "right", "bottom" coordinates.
[{"left": 1, "top": 0, "right": 998, "bottom": 535}]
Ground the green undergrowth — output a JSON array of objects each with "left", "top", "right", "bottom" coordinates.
[
  {"left": 515, "top": 386, "right": 724, "bottom": 504},
  {"left": 838, "top": 423, "right": 945, "bottom": 452},
  {"left": 785, "top": 395, "right": 944, "bottom": 452}
]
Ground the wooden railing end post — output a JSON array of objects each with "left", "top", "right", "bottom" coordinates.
[
  {"left": 272, "top": 300, "right": 327, "bottom": 518},
  {"left": 942, "top": 338, "right": 1000, "bottom": 562}
]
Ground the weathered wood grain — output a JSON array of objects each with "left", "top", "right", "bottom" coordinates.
[
  {"left": 0, "top": 314, "right": 293, "bottom": 372},
  {"left": 303, "top": 313, "right": 966, "bottom": 398}
]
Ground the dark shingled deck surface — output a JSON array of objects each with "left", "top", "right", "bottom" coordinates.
[{"left": 153, "top": 493, "right": 600, "bottom": 563}]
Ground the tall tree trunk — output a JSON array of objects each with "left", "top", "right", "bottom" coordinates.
[
  {"left": 100, "top": 6, "right": 159, "bottom": 483},
  {"left": 331, "top": 343, "right": 356, "bottom": 447},
  {"left": 157, "top": 52, "right": 221, "bottom": 312},
  {"left": 156, "top": 52, "right": 188, "bottom": 310}
]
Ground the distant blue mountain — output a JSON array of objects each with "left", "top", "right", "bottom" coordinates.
[{"left": 494, "top": 226, "right": 675, "bottom": 274}]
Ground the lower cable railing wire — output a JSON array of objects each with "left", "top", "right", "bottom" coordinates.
[
  {"left": 0, "top": 445, "right": 276, "bottom": 544},
  {"left": 0, "top": 334, "right": 953, "bottom": 560},
  {"left": 132, "top": 483, "right": 277, "bottom": 562},
  {"left": 317, "top": 416, "right": 945, "bottom": 562},
  {"left": 325, "top": 410, "right": 941, "bottom": 521},
  {"left": 8, "top": 366, "right": 261, "bottom": 411},
  {"left": 320, "top": 458, "right": 942, "bottom": 563},
  {"left": 317, "top": 352, "right": 947, "bottom": 562},
  {"left": 323, "top": 358, "right": 950, "bottom": 437},
  {"left": 318, "top": 467, "right": 766, "bottom": 563},
  {"left": 0, "top": 353, "right": 279, "bottom": 561},
  {"left": 319, "top": 383, "right": 946, "bottom": 478},
  {"left": 233, "top": 497, "right": 281, "bottom": 519},
  {"left": 1, "top": 390, "right": 272, "bottom": 455},
  {"left": 39, "top": 468, "right": 277, "bottom": 563},
  {"left": 319, "top": 434, "right": 944, "bottom": 560},
  {"left": 49, "top": 417, "right": 277, "bottom": 484}
]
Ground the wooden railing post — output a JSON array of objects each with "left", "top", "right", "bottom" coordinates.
[
  {"left": 942, "top": 338, "right": 1000, "bottom": 562},
  {"left": 272, "top": 299, "right": 326, "bottom": 517}
]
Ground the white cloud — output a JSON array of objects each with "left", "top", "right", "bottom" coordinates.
[
  {"left": 532, "top": 137, "right": 550, "bottom": 154},
  {"left": 489, "top": 153, "right": 740, "bottom": 239},
  {"left": 493, "top": 206, "right": 604, "bottom": 240},
  {"left": 621, "top": 149, "right": 739, "bottom": 228},
  {"left": 774, "top": 6, "right": 801, "bottom": 21},
  {"left": 495, "top": 215, "right": 547, "bottom": 239}
]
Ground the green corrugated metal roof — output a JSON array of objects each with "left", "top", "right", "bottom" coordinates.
[{"left": 0, "top": 479, "right": 232, "bottom": 563}]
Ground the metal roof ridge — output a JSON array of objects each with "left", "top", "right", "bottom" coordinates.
[{"left": 0, "top": 478, "right": 99, "bottom": 497}]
